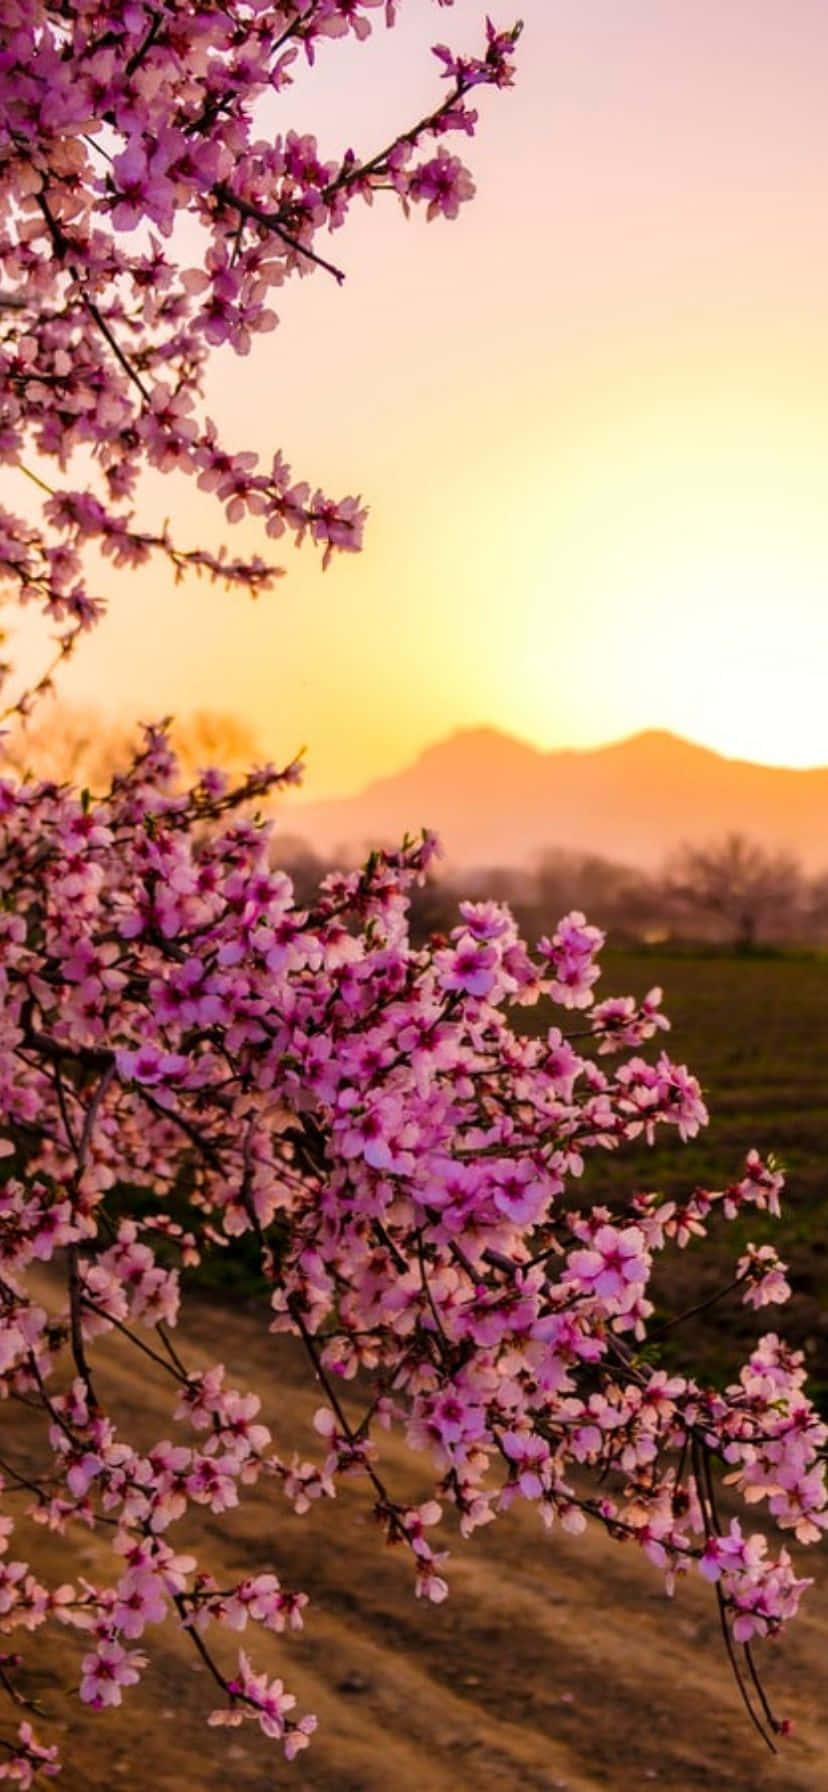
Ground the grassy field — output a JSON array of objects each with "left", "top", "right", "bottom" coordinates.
[{"left": 566, "top": 948, "right": 828, "bottom": 1403}]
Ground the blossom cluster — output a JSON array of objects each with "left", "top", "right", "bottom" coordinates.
[
  {"left": 0, "top": 0, "right": 519, "bottom": 714},
  {"left": 0, "top": 738, "right": 824, "bottom": 1775}
]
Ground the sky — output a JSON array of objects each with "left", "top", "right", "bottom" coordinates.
[{"left": 13, "top": 0, "right": 828, "bottom": 797}]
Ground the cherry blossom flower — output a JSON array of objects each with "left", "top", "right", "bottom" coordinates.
[{"left": 79, "top": 1641, "right": 147, "bottom": 1709}]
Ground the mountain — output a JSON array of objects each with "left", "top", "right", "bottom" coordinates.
[{"left": 279, "top": 727, "right": 828, "bottom": 871}]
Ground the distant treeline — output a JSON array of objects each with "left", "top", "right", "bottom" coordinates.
[
  {"left": 273, "top": 831, "right": 828, "bottom": 950},
  {"left": 5, "top": 705, "right": 826, "bottom": 948}
]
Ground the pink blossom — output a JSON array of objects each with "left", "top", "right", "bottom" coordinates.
[
  {"left": 538, "top": 911, "right": 604, "bottom": 1008},
  {"left": 438, "top": 936, "right": 499, "bottom": 998},
  {"left": 738, "top": 1244, "right": 792, "bottom": 1309},
  {"left": 79, "top": 1641, "right": 147, "bottom": 1708},
  {"left": 568, "top": 1225, "right": 650, "bottom": 1303},
  {"left": 408, "top": 150, "right": 476, "bottom": 220}
]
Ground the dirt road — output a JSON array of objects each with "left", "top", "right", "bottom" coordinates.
[{"left": 14, "top": 1292, "right": 828, "bottom": 1792}]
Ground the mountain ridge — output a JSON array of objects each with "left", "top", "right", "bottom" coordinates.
[{"left": 280, "top": 727, "right": 828, "bottom": 871}]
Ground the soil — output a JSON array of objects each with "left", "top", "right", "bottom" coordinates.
[{"left": 11, "top": 1289, "right": 828, "bottom": 1792}]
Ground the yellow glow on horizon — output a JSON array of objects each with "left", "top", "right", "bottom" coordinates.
[
  {"left": 11, "top": 323, "right": 828, "bottom": 796},
  {"left": 11, "top": 343, "right": 828, "bottom": 794},
  {"left": 393, "top": 353, "right": 828, "bottom": 778}
]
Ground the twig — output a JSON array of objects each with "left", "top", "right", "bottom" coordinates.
[
  {"left": 213, "top": 185, "right": 346, "bottom": 284},
  {"left": 79, "top": 1292, "right": 188, "bottom": 1383}
]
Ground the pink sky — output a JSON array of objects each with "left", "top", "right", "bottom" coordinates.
[{"left": 13, "top": 0, "right": 828, "bottom": 796}]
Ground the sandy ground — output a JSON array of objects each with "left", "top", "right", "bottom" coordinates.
[{"left": 10, "top": 1290, "right": 828, "bottom": 1792}]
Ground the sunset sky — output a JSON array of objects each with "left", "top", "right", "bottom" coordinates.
[{"left": 13, "top": 0, "right": 828, "bottom": 797}]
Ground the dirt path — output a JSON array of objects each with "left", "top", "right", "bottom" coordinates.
[{"left": 12, "top": 1291, "right": 828, "bottom": 1792}]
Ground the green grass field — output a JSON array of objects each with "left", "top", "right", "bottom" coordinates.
[{"left": 568, "top": 948, "right": 828, "bottom": 1403}]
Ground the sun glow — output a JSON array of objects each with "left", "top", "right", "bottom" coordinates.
[
  {"left": 13, "top": 348, "right": 828, "bottom": 795},
  {"left": 421, "top": 357, "right": 828, "bottom": 774}
]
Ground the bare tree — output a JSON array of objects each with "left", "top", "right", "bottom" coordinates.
[
  {"left": 664, "top": 833, "right": 803, "bottom": 949},
  {"left": 1, "top": 702, "right": 262, "bottom": 791},
  {"left": 0, "top": 702, "right": 135, "bottom": 787},
  {"left": 171, "top": 709, "right": 262, "bottom": 781},
  {"left": 803, "top": 868, "right": 828, "bottom": 945},
  {"left": 530, "top": 849, "right": 660, "bottom": 943}
]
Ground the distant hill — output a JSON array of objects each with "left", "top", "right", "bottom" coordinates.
[{"left": 280, "top": 727, "right": 828, "bottom": 871}]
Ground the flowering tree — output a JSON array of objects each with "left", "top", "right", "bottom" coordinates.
[{"left": 0, "top": 2, "right": 825, "bottom": 1781}]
